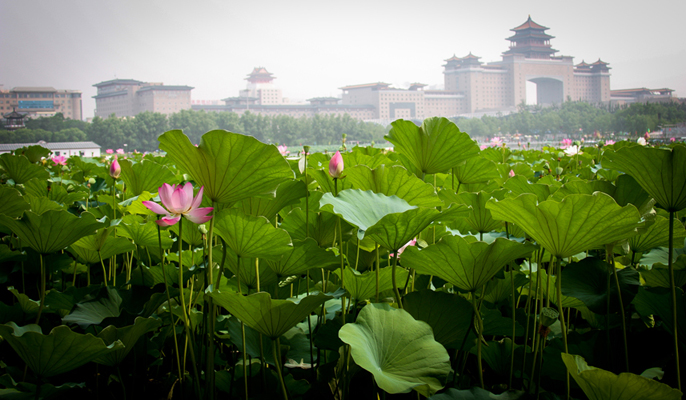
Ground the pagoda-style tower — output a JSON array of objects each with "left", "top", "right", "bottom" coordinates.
[
  {"left": 245, "top": 67, "right": 275, "bottom": 84},
  {"left": 503, "top": 15, "right": 557, "bottom": 59},
  {"left": 238, "top": 67, "right": 283, "bottom": 105}
]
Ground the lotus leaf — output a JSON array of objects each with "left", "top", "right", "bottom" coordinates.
[
  {"left": 338, "top": 303, "right": 451, "bottom": 396},
  {"left": 119, "top": 158, "right": 177, "bottom": 196},
  {"left": 486, "top": 193, "right": 642, "bottom": 258},
  {"left": 561, "top": 353, "right": 682, "bottom": 400},
  {"left": 0, "top": 186, "right": 30, "bottom": 218},
  {"left": 94, "top": 317, "right": 162, "bottom": 366},
  {"left": 0, "top": 322, "right": 123, "bottom": 378},
  {"left": 236, "top": 180, "right": 307, "bottom": 220},
  {"left": 265, "top": 238, "right": 339, "bottom": 277},
  {"left": 158, "top": 129, "right": 293, "bottom": 205},
  {"left": 213, "top": 208, "right": 292, "bottom": 260},
  {"left": 0, "top": 153, "right": 49, "bottom": 184},
  {"left": 0, "top": 210, "right": 105, "bottom": 254},
  {"left": 402, "top": 236, "right": 536, "bottom": 292},
  {"left": 346, "top": 164, "right": 443, "bottom": 207},
  {"left": 403, "top": 290, "right": 473, "bottom": 349},
  {"left": 340, "top": 266, "right": 409, "bottom": 302},
  {"left": 209, "top": 291, "right": 331, "bottom": 339}
]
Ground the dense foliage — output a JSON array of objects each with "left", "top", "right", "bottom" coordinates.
[{"left": 0, "top": 118, "right": 685, "bottom": 400}]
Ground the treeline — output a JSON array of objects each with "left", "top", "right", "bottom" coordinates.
[
  {"left": 1, "top": 101, "right": 684, "bottom": 150},
  {"left": 454, "top": 100, "right": 686, "bottom": 138},
  {"left": 0, "top": 110, "right": 388, "bottom": 152}
]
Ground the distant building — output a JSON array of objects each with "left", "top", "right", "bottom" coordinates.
[
  {"left": 610, "top": 88, "right": 676, "bottom": 106},
  {"left": 0, "top": 141, "right": 101, "bottom": 157},
  {"left": 0, "top": 86, "right": 83, "bottom": 120},
  {"left": 93, "top": 79, "right": 193, "bottom": 118},
  {"left": 192, "top": 67, "right": 376, "bottom": 120},
  {"left": 2, "top": 108, "right": 27, "bottom": 130}
]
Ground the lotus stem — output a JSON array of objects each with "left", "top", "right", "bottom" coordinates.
[
  {"left": 509, "top": 263, "right": 516, "bottom": 389},
  {"left": 34, "top": 254, "right": 46, "bottom": 325},
  {"left": 236, "top": 253, "right": 249, "bottom": 400},
  {"left": 668, "top": 210, "right": 681, "bottom": 391},
  {"left": 471, "top": 293, "right": 485, "bottom": 389},
  {"left": 553, "top": 256, "right": 570, "bottom": 400},
  {"left": 158, "top": 223, "right": 183, "bottom": 384},
  {"left": 273, "top": 338, "right": 290, "bottom": 400},
  {"left": 98, "top": 251, "right": 107, "bottom": 287},
  {"left": 391, "top": 251, "right": 403, "bottom": 309},
  {"left": 607, "top": 244, "right": 629, "bottom": 372},
  {"left": 376, "top": 245, "right": 380, "bottom": 303},
  {"left": 206, "top": 211, "right": 216, "bottom": 400}
]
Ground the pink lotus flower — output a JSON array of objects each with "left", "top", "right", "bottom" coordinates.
[
  {"left": 644, "top": 132, "right": 650, "bottom": 140},
  {"left": 490, "top": 137, "right": 503, "bottom": 147},
  {"left": 329, "top": 151, "right": 344, "bottom": 178},
  {"left": 106, "top": 149, "right": 114, "bottom": 154},
  {"left": 51, "top": 155, "right": 67, "bottom": 166},
  {"left": 561, "top": 138, "right": 572, "bottom": 149},
  {"left": 509, "top": 169, "right": 515, "bottom": 178},
  {"left": 480, "top": 144, "right": 488, "bottom": 150},
  {"left": 605, "top": 140, "right": 615, "bottom": 145},
  {"left": 116, "top": 148, "right": 125, "bottom": 155},
  {"left": 391, "top": 238, "right": 417, "bottom": 257},
  {"left": 670, "top": 137, "right": 676, "bottom": 142},
  {"left": 142, "top": 183, "right": 214, "bottom": 227},
  {"left": 109, "top": 155, "right": 121, "bottom": 178},
  {"left": 278, "top": 145, "right": 289, "bottom": 156}
]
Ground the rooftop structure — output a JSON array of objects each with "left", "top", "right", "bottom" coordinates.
[{"left": 0, "top": 141, "right": 101, "bottom": 157}]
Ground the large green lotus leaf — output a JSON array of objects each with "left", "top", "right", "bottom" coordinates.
[
  {"left": 346, "top": 164, "right": 443, "bottom": 207},
  {"left": 8, "top": 288, "right": 39, "bottom": 316},
  {"left": 0, "top": 186, "right": 30, "bottom": 218},
  {"left": 612, "top": 174, "right": 655, "bottom": 215},
  {"left": 265, "top": 238, "right": 339, "bottom": 278},
  {"left": 217, "top": 247, "right": 279, "bottom": 291},
  {"left": 453, "top": 156, "right": 500, "bottom": 185},
  {"left": 69, "top": 228, "right": 136, "bottom": 264},
  {"left": 632, "top": 287, "right": 686, "bottom": 350},
  {"left": 0, "top": 210, "right": 105, "bottom": 254},
  {"left": 61, "top": 287, "right": 122, "bottom": 328},
  {"left": 339, "top": 303, "right": 451, "bottom": 396},
  {"left": 124, "top": 191, "right": 157, "bottom": 217},
  {"left": 0, "top": 153, "right": 49, "bottom": 184},
  {"left": 237, "top": 180, "right": 306, "bottom": 220},
  {"left": 503, "top": 175, "right": 551, "bottom": 202},
  {"left": 440, "top": 190, "right": 505, "bottom": 235},
  {"left": 339, "top": 265, "right": 409, "bottom": 302},
  {"left": 0, "top": 244, "right": 26, "bottom": 263},
  {"left": 119, "top": 158, "right": 177, "bottom": 197},
  {"left": 385, "top": 117, "right": 479, "bottom": 176},
  {"left": 169, "top": 218, "right": 205, "bottom": 247},
  {"left": 24, "top": 195, "right": 64, "bottom": 215},
  {"left": 342, "top": 149, "right": 394, "bottom": 170},
  {"left": 604, "top": 144, "right": 686, "bottom": 212},
  {"left": 365, "top": 207, "right": 443, "bottom": 251},
  {"left": 158, "top": 129, "right": 293, "bottom": 205},
  {"left": 117, "top": 218, "right": 174, "bottom": 249},
  {"left": 428, "top": 387, "right": 525, "bottom": 400},
  {"left": 561, "top": 257, "right": 640, "bottom": 314},
  {"left": 307, "top": 167, "right": 353, "bottom": 194},
  {"left": 402, "top": 236, "right": 536, "bottom": 292},
  {"left": 639, "top": 255, "right": 686, "bottom": 288},
  {"left": 0, "top": 322, "right": 123, "bottom": 378},
  {"left": 486, "top": 193, "right": 642, "bottom": 258},
  {"left": 320, "top": 189, "right": 416, "bottom": 239},
  {"left": 525, "top": 268, "right": 585, "bottom": 308},
  {"left": 213, "top": 208, "right": 292, "bottom": 260},
  {"left": 209, "top": 291, "right": 331, "bottom": 339},
  {"left": 94, "top": 317, "right": 161, "bottom": 366},
  {"left": 470, "top": 338, "right": 518, "bottom": 378},
  {"left": 280, "top": 208, "right": 337, "bottom": 248},
  {"left": 561, "top": 353, "right": 682, "bottom": 400},
  {"left": 69, "top": 156, "right": 100, "bottom": 176},
  {"left": 628, "top": 215, "right": 686, "bottom": 253},
  {"left": 15, "top": 144, "right": 51, "bottom": 163},
  {"left": 403, "top": 290, "right": 473, "bottom": 349},
  {"left": 47, "top": 184, "right": 87, "bottom": 207}
]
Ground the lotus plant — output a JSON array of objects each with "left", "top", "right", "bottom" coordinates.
[
  {"left": 109, "top": 155, "right": 121, "bottom": 179},
  {"left": 278, "top": 144, "right": 289, "bottom": 156},
  {"left": 329, "top": 150, "right": 344, "bottom": 179},
  {"left": 51, "top": 155, "right": 67, "bottom": 166}
]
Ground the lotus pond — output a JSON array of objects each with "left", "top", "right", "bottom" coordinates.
[{"left": 0, "top": 117, "right": 685, "bottom": 400}]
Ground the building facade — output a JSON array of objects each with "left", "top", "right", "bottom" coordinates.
[
  {"left": 93, "top": 79, "right": 193, "bottom": 118},
  {"left": 0, "top": 86, "right": 83, "bottom": 120}
]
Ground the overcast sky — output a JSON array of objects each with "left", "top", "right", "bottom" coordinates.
[{"left": 2, "top": 0, "right": 685, "bottom": 120}]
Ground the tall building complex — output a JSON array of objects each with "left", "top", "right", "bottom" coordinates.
[
  {"left": 0, "top": 86, "right": 82, "bottom": 120},
  {"left": 93, "top": 79, "right": 193, "bottom": 118}
]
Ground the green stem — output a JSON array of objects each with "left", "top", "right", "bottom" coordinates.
[
  {"left": 236, "top": 253, "right": 249, "bottom": 400},
  {"left": 98, "top": 251, "right": 108, "bottom": 287},
  {"left": 158, "top": 223, "right": 183, "bottom": 384},
  {"left": 375, "top": 245, "right": 380, "bottom": 303},
  {"left": 391, "top": 251, "right": 403, "bottom": 309},
  {"left": 273, "top": 338, "right": 289, "bottom": 400},
  {"left": 554, "top": 256, "right": 570, "bottom": 400},
  {"left": 607, "top": 244, "right": 629, "bottom": 372},
  {"left": 35, "top": 254, "right": 46, "bottom": 325},
  {"left": 668, "top": 210, "right": 681, "bottom": 391},
  {"left": 176, "top": 218, "right": 201, "bottom": 396},
  {"left": 471, "top": 293, "right": 484, "bottom": 389},
  {"left": 206, "top": 210, "right": 216, "bottom": 400},
  {"left": 509, "top": 263, "right": 516, "bottom": 389}
]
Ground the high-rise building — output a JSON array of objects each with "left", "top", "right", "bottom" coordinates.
[
  {"left": 0, "top": 86, "right": 83, "bottom": 120},
  {"left": 93, "top": 79, "right": 193, "bottom": 118}
]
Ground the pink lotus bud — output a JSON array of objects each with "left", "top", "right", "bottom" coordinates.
[
  {"left": 509, "top": 169, "right": 515, "bottom": 178},
  {"left": 670, "top": 137, "right": 676, "bottom": 142},
  {"left": 106, "top": 149, "right": 114, "bottom": 154},
  {"left": 110, "top": 155, "right": 121, "bottom": 179},
  {"left": 329, "top": 151, "right": 344, "bottom": 178},
  {"left": 116, "top": 148, "right": 125, "bottom": 155}
]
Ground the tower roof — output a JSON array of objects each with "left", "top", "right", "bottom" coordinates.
[
  {"left": 245, "top": 67, "right": 275, "bottom": 82},
  {"left": 511, "top": 15, "right": 549, "bottom": 31},
  {"left": 444, "top": 54, "right": 461, "bottom": 62}
]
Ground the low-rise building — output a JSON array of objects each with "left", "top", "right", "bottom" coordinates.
[
  {"left": 93, "top": 79, "right": 193, "bottom": 118},
  {"left": 0, "top": 140, "right": 101, "bottom": 157},
  {"left": 0, "top": 86, "right": 83, "bottom": 120}
]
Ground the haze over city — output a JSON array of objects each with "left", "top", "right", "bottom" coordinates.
[{"left": 2, "top": 0, "right": 685, "bottom": 120}]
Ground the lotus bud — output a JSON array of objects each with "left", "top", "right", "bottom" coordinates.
[
  {"left": 555, "top": 167, "right": 564, "bottom": 175},
  {"left": 329, "top": 151, "right": 344, "bottom": 179},
  {"left": 88, "top": 177, "right": 96, "bottom": 185},
  {"left": 572, "top": 140, "right": 581, "bottom": 146},
  {"left": 198, "top": 224, "right": 208, "bottom": 235},
  {"left": 109, "top": 156, "right": 121, "bottom": 179},
  {"left": 509, "top": 169, "right": 515, "bottom": 178},
  {"left": 539, "top": 307, "right": 559, "bottom": 327}
]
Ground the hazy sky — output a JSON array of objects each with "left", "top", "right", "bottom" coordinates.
[{"left": 2, "top": 0, "right": 685, "bottom": 120}]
